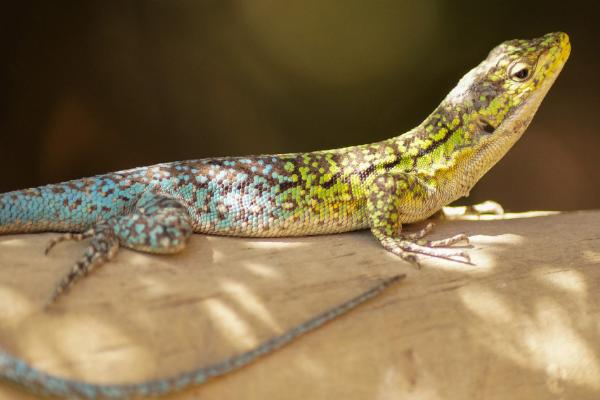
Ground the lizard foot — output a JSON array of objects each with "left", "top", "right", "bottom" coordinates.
[
  {"left": 400, "top": 222, "right": 470, "bottom": 247},
  {"left": 366, "top": 173, "right": 472, "bottom": 267},
  {"left": 44, "top": 229, "right": 95, "bottom": 255},
  {"left": 372, "top": 221, "right": 472, "bottom": 268},
  {"left": 44, "top": 190, "right": 192, "bottom": 308},
  {"left": 380, "top": 237, "right": 471, "bottom": 268},
  {"left": 45, "top": 220, "right": 119, "bottom": 308},
  {"left": 440, "top": 200, "right": 504, "bottom": 220}
]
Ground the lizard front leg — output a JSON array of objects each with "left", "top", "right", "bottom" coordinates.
[
  {"left": 45, "top": 190, "right": 192, "bottom": 306},
  {"left": 439, "top": 200, "right": 504, "bottom": 220},
  {"left": 366, "top": 173, "right": 470, "bottom": 266}
]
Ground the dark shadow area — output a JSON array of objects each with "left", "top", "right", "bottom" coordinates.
[{"left": 1, "top": 1, "right": 598, "bottom": 210}]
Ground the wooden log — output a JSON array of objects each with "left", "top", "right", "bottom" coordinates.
[{"left": 0, "top": 210, "right": 599, "bottom": 399}]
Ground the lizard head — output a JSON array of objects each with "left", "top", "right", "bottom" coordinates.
[
  {"left": 468, "top": 31, "right": 570, "bottom": 136},
  {"left": 427, "top": 32, "right": 570, "bottom": 184}
]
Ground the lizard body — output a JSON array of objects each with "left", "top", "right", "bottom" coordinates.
[{"left": 0, "top": 32, "right": 570, "bottom": 398}]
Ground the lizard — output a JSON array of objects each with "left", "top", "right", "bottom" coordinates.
[{"left": 0, "top": 31, "right": 570, "bottom": 398}]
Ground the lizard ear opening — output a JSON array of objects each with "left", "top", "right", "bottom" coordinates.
[{"left": 475, "top": 116, "right": 496, "bottom": 134}]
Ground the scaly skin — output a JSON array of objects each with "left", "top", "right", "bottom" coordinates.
[{"left": 0, "top": 32, "right": 570, "bottom": 398}]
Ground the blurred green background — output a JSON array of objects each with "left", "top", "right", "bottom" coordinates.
[{"left": 1, "top": 1, "right": 598, "bottom": 211}]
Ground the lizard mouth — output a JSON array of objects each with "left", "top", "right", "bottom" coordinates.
[{"left": 538, "top": 32, "right": 571, "bottom": 82}]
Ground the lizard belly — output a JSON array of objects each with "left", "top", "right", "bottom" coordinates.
[
  {"left": 397, "top": 199, "right": 444, "bottom": 224},
  {"left": 182, "top": 188, "right": 369, "bottom": 237}
]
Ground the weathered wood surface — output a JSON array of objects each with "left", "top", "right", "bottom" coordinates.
[{"left": 1, "top": 210, "right": 599, "bottom": 399}]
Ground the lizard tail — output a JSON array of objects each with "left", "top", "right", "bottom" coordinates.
[
  {"left": 0, "top": 185, "right": 92, "bottom": 234},
  {"left": 0, "top": 179, "right": 143, "bottom": 234},
  {"left": 0, "top": 275, "right": 404, "bottom": 399}
]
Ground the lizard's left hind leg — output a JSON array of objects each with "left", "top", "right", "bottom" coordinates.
[
  {"left": 113, "top": 191, "right": 193, "bottom": 254},
  {"left": 45, "top": 191, "right": 193, "bottom": 306},
  {"left": 46, "top": 220, "right": 119, "bottom": 306}
]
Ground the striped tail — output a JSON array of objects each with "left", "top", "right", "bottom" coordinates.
[
  {"left": 0, "top": 185, "right": 93, "bottom": 234},
  {"left": 0, "top": 275, "right": 403, "bottom": 399},
  {"left": 0, "top": 178, "right": 145, "bottom": 234}
]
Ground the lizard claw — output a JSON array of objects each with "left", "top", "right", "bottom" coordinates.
[
  {"left": 376, "top": 223, "right": 473, "bottom": 267},
  {"left": 400, "top": 253, "right": 421, "bottom": 269},
  {"left": 429, "top": 233, "right": 469, "bottom": 247},
  {"left": 45, "top": 230, "right": 94, "bottom": 255}
]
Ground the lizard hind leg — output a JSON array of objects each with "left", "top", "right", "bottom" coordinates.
[
  {"left": 113, "top": 191, "right": 193, "bottom": 254},
  {"left": 45, "top": 192, "right": 192, "bottom": 307},
  {"left": 46, "top": 220, "right": 119, "bottom": 307}
]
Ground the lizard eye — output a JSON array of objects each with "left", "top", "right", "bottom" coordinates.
[{"left": 508, "top": 61, "right": 532, "bottom": 81}]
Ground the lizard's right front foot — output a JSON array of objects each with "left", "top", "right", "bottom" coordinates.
[
  {"left": 440, "top": 200, "right": 505, "bottom": 220},
  {"left": 373, "top": 222, "right": 471, "bottom": 267},
  {"left": 366, "top": 173, "right": 472, "bottom": 267}
]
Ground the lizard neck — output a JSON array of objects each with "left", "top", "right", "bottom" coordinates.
[
  {"left": 384, "top": 92, "right": 537, "bottom": 204},
  {"left": 384, "top": 101, "right": 502, "bottom": 201},
  {"left": 388, "top": 103, "right": 474, "bottom": 178}
]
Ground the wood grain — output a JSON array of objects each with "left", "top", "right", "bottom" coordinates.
[{"left": 1, "top": 210, "right": 599, "bottom": 399}]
